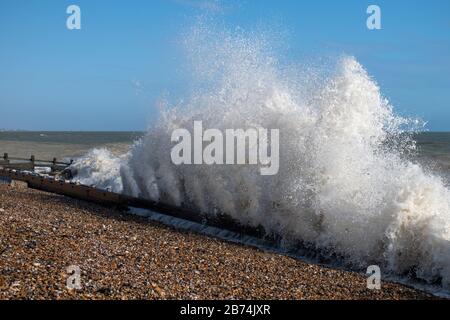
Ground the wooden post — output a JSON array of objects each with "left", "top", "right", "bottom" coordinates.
[
  {"left": 51, "top": 157, "right": 56, "bottom": 173},
  {"left": 3, "top": 153, "right": 7, "bottom": 160},
  {"left": 31, "top": 155, "right": 35, "bottom": 171}
]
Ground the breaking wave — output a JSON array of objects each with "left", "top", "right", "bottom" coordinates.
[
  {"left": 70, "top": 148, "right": 124, "bottom": 192},
  {"left": 72, "top": 21, "right": 450, "bottom": 292}
]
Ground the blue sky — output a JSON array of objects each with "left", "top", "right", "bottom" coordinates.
[{"left": 0, "top": 0, "right": 449, "bottom": 131}]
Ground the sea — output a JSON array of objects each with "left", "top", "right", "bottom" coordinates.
[
  {"left": 0, "top": 131, "right": 143, "bottom": 160},
  {"left": 1, "top": 131, "right": 449, "bottom": 176}
]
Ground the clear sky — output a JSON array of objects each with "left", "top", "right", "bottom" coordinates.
[{"left": 0, "top": 0, "right": 449, "bottom": 131}]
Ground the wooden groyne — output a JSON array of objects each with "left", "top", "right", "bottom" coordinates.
[{"left": 0, "top": 161, "right": 265, "bottom": 239}]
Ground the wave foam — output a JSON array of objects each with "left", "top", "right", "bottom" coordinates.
[{"left": 71, "top": 21, "right": 450, "bottom": 290}]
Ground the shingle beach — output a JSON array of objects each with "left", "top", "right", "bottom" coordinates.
[{"left": 0, "top": 183, "right": 432, "bottom": 300}]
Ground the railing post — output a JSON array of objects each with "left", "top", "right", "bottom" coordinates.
[
  {"left": 51, "top": 157, "right": 57, "bottom": 173},
  {"left": 30, "top": 155, "right": 35, "bottom": 170},
  {"left": 3, "top": 153, "right": 7, "bottom": 160}
]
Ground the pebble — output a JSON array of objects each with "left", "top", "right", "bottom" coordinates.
[{"left": 0, "top": 184, "right": 434, "bottom": 300}]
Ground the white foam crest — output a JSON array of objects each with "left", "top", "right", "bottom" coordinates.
[{"left": 70, "top": 148, "right": 124, "bottom": 193}]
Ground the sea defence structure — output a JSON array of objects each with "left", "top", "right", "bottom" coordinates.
[
  {"left": 0, "top": 153, "right": 73, "bottom": 174},
  {"left": 0, "top": 153, "right": 266, "bottom": 239}
]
